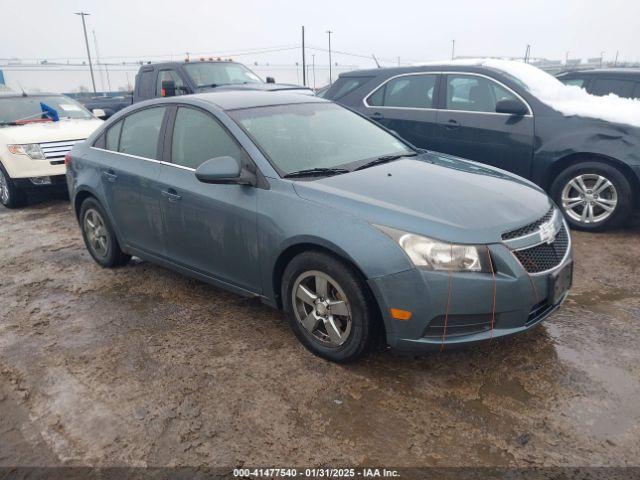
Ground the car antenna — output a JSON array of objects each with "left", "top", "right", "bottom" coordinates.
[
  {"left": 371, "top": 54, "right": 381, "bottom": 68},
  {"left": 18, "top": 82, "right": 27, "bottom": 97}
]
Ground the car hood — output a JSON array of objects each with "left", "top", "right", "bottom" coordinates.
[
  {"left": 0, "top": 118, "right": 103, "bottom": 144},
  {"left": 201, "top": 83, "right": 315, "bottom": 95},
  {"left": 292, "top": 153, "right": 553, "bottom": 244}
]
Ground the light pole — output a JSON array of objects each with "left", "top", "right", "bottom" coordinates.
[
  {"left": 75, "top": 12, "right": 97, "bottom": 93},
  {"left": 326, "top": 30, "right": 333, "bottom": 85},
  {"left": 451, "top": 39, "right": 455, "bottom": 60},
  {"left": 312, "top": 54, "right": 316, "bottom": 90}
]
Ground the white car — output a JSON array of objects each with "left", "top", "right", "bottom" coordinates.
[{"left": 0, "top": 93, "right": 103, "bottom": 208}]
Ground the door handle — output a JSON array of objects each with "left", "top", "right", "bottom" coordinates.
[
  {"left": 161, "top": 189, "right": 182, "bottom": 202},
  {"left": 102, "top": 170, "right": 117, "bottom": 182},
  {"left": 444, "top": 119, "right": 461, "bottom": 130}
]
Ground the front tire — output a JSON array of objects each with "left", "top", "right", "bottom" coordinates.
[
  {"left": 282, "top": 251, "right": 378, "bottom": 363},
  {"left": 550, "top": 161, "right": 633, "bottom": 231},
  {"left": 79, "top": 198, "right": 131, "bottom": 268},
  {"left": 0, "top": 163, "right": 27, "bottom": 209}
]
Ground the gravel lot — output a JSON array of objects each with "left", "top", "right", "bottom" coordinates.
[{"left": 1, "top": 195, "right": 639, "bottom": 468}]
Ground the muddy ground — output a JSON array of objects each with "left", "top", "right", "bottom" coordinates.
[{"left": 0, "top": 195, "right": 639, "bottom": 469}]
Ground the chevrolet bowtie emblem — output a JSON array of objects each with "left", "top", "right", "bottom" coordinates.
[{"left": 539, "top": 220, "right": 557, "bottom": 244}]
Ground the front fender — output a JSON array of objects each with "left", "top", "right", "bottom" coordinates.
[{"left": 256, "top": 180, "right": 413, "bottom": 305}]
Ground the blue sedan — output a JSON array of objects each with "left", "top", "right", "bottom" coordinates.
[{"left": 66, "top": 91, "right": 573, "bottom": 362}]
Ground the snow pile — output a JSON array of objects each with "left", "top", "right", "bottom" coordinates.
[{"left": 422, "top": 58, "right": 640, "bottom": 128}]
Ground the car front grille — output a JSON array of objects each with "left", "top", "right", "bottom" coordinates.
[
  {"left": 38, "top": 139, "right": 84, "bottom": 160},
  {"left": 512, "top": 224, "right": 569, "bottom": 273},
  {"left": 501, "top": 207, "right": 555, "bottom": 240},
  {"left": 424, "top": 313, "right": 493, "bottom": 339}
]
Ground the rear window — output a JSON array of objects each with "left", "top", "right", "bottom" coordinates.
[
  {"left": 325, "top": 77, "right": 371, "bottom": 100},
  {"left": 561, "top": 78, "right": 586, "bottom": 88}
]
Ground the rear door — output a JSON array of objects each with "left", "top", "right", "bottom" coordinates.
[
  {"left": 436, "top": 73, "right": 534, "bottom": 179},
  {"left": 98, "top": 106, "right": 168, "bottom": 256},
  {"left": 158, "top": 106, "right": 260, "bottom": 292},
  {"left": 362, "top": 73, "right": 440, "bottom": 149}
]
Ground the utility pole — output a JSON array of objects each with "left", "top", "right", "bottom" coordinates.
[
  {"left": 92, "top": 30, "right": 106, "bottom": 92},
  {"left": 565, "top": 51, "right": 569, "bottom": 65},
  {"left": 397, "top": 56, "right": 401, "bottom": 66},
  {"left": 312, "top": 54, "right": 316, "bottom": 90},
  {"left": 600, "top": 51, "right": 605, "bottom": 68},
  {"left": 451, "top": 39, "right": 455, "bottom": 60},
  {"left": 301, "top": 26, "right": 306, "bottom": 86},
  {"left": 614, "top": 50, "right": 619, "bottom": 66},
  {"left": 326, "top": 30, "right": 333, "bottom": 85},
  {"left": 524, "top": 44, "right": 531, "bottom": 63},
  {"left": 75, "top": 12, "right": 97, "bottom": 93}
]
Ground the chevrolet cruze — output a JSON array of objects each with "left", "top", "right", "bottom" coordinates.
[{"left": 66, "top": 91, "right": 573, "bottom": 362}]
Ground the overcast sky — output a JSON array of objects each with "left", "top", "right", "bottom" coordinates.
[{"left": 1, "top": 0, "right": 639, "bottom": 91}]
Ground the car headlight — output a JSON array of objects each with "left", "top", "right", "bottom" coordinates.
[
  {"left": 7, "top": 144, "right": 45, "bottom": 160},
  {"left": 375, "top": 225, "right": 492, "bottom": 272}
]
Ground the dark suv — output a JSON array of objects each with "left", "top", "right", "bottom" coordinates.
[
  {"left": 557, "top": 68, "right": 640, "bottom": 99},
  {"left": 324, "top": 61, "right": 640, "bottom": 230}
]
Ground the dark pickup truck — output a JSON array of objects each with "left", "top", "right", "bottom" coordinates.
[{"left": 133, "top": 59, "right": 313, "bottom": 102}]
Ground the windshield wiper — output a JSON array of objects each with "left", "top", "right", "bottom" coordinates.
[
  {"left": 283, "top": 167, "right": 350, "bottom": 178},
  {"left": 355, "top": 152, "right": 418, "bottom": 171}
]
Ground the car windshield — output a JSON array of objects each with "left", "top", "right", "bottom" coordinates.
[
  {"left": 184, "top": 62, "right": 263, "bottom": 87},
  {"left": 0, "top": 95, "right": 93, "bottom": 124},
  {"left": 229, "top": 102, "right": 413, "bottom": 175}
]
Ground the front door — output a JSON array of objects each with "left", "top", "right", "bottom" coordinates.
[
  {"left": 158, "top": 106, "right": 260, "bottom": 292},
  {"left": 99, "top": 106, "right": 167, "bottom": 256},
  {"left": 436, "top": 74, "right": 534, "bottom": 179},
  {"left": 363, "top": 73, "right": 440, "bottom": 149}
]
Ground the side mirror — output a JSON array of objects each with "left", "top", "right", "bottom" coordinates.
[
  {"left": 161, "top": 80, "right": 176, "bottom": 97},
  {"left": 92, "top": 108, "right": 107, "bottom": 119},
  {"left": 195, "top": 156, "right": 256, "bottom": 186},
  {"left": 266, "top": 76, "right": 276, "bottom": 84},
  {"left": 495, "top": 99, "right": 528, "bottom": 116}
]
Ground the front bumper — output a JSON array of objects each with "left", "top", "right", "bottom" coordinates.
[
  {"left": 368, "top": 242, "right": 572, "bottom": 352},
  {"left": 1, "top": 152, "right": 66, "bottom": 179}
]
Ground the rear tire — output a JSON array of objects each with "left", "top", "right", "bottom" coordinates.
[
  {"left": 550, "top": 161, "right": 633, "bottom": 231},
  {"left": 282, "top": 251, "right": 378, "bottom": 363},
  {"left": 79, "top": 198, "right": 131, "bottom": 268},
  {"left": 0, "top": 163, "right": 27, "bottom": 209}
]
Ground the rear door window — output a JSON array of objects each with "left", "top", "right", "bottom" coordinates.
[
  {"left": 171, "top": 107, "right": 246, "bottom": 169},
  {"left": 367, "top": 74, "right": 436, "bottom": 108},
  {"left": 119, "top": 107, "right": 166, "bottom": 159},
  {"left": 589, "top": 78, "right": 636, "bottom": 98},
  {"left": 138, "top": 69, "right": 156, "bottom": 99}
]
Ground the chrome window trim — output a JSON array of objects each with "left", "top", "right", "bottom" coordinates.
[
  {"left": 363, "top": 71, "right": 533, "bottom": 117},
  {"left": 362, "top": 72, "right": 440, "bottom": 111},
  {"left": 89, "top": 146, "right": 196, "bottom": 171}
]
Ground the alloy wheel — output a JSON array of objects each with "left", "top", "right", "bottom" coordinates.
[
  {"left": 0, "top": 169, "right": 9, "bottom": 205},
  {"left": 83, "top": 208, "right": 109, "bottom": 258},
  {"left": 561, "top": 173, "right": 618, "bottom": 224},
  {"left": 291, "top": 270, "right": 352, "bottom": 347}
]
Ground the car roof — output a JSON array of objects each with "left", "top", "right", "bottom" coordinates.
[
  {"left": 337, "top": 63, "right": 503, "bottom": 78},
  {"left": 558, "top": 68, "right": 640, "bottom": 77},
  {"left": 184, "top": 90, "right": 327, "bottom": 110},
  {"left": 140, "top": 60, "right": 239, "bottom": 69}
]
